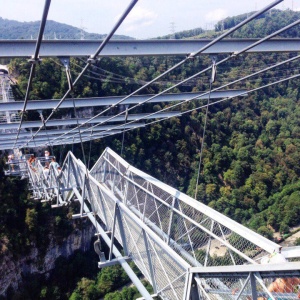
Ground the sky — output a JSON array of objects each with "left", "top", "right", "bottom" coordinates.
[{"left": 0, "top": 0, "right": 298, "bottom": 39}]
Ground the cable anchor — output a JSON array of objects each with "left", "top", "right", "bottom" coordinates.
[
  {"left": 59, "top": 57, "right": 73, "bottom": 91},
  {"left": 210, "top": 55, "right": 217, "bottom": 84},
  {"left": 87, "top": 55, "right": 97, "bottom": 64},
  {"left": 28, "top": 56, "right": 42, "bottom": 64}
]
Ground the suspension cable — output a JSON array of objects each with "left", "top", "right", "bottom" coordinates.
[
  {"left": 15, "top": 52, "right": 300, "bottom": 149},
  {"left": 15, "top": 54, "right": 299, "bottom": 142},
  {"left": 18, "top": 1, "right": 292, "bottom": 150},
  {"left": 194, "top": 57, "right": 216, "bottom": 200},
  {"left": 20, "top": 0, "right": 139, "bottom": 149},
  {"left": 53, "top": 14, "right": 299, "bottom": 145},
  {"left": 100, "top": 71, "right": 299, "bottom": 146},
  {"left": 103, "top": 53, "right": 300, "bottom": 141},
  {"left": 46, "top": 71, "right": 300, "bottom": 149},
  {"left": 14, "top": 0, "right": 51, "bottom": 149},
  {"left": 123, "top": 72, "right": 300, "bottom": 138},
  {"left": 45, "top": 71, "right": 300, "bottom": 150},
  {"left": 41, "top": 0, "right": 283, "bottom": 147},
  {"left": 38, "top": 110, "right": 54, "bottom": 155}
]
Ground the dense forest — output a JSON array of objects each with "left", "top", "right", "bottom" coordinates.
[{"left": 1, "top": 8, "right": 300, "bottom": 300}]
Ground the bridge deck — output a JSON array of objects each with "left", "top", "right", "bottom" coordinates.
[{"left": 19, "top": 148, "right": 300, "bottom": 300}]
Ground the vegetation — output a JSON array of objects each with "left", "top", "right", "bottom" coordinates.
[
  {"left": 1, "top": 8, "right": 300, "bottom": 299},
  {"left": 0, "top": 17, "right": 132, "bottom": 40},
  {"left": 68, "top": 263, "right": 149, "bottom": 300},
  {"left": 215, "top": 9, "right": 300, "bottom": 38}
]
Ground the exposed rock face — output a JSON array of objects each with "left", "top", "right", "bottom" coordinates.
[{"left": 0, "top": 225, "right": 95, "bottom": 296}]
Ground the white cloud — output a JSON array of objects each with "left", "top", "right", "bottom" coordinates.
[
  {"left": 205, "top": 8, "right": 228, "bottom": 22},
  {"left": 295, "top": 7, "right": 300, "bottom": 11},
  {"left": 115, "top": 6, "right": 158, "bottom": 32}
]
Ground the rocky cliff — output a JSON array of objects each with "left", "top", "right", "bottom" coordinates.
[{"left": 0, "top": 225, "right": 95, "bottom": 296}]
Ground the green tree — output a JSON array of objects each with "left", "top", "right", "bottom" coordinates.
[{"left": 25, "top": 208, "right": 38, "bottom": 232}]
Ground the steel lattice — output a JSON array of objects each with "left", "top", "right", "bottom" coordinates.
[{"left": 21, "top": 148, "right": 300, "bottom": 300}]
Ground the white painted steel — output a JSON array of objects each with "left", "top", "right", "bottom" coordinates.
[
  {"left": 24, "top": 148, "right": 300, "bottom": 300},
  {"left": 0, "top": 39, "right": 299, "bottom": 58}
]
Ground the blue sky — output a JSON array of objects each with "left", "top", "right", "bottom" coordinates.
[{"left": 0, "top": 0, "right": 298, "bottom": 38}]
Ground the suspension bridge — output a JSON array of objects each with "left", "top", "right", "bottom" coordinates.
[
  {"left": 1, "top": 0, "right": 300, "bottom": 299},
  {"left": 5, "top": 148, "right": 300, "bottom": 300}
]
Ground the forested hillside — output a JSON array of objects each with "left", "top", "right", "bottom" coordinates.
[
  {"left": 215, "top": 9, "right": 300, "bottom": 37},
  {"left": 1, "top": 8, "right": 300, "bottom": 300},
  {"left": 0, "top": 17, "right": 132, "bottom": 40}
]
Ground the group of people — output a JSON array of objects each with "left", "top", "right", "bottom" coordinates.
[
  {"left": 43, "top": 151, "right": 61, "bottom": 178},
  {"left": 5, "top": 150, "right": 26, "bottom": 175},
  {"left": 43, "top": 158, "right": 61, "bottom": 178},
  {"left": 26, "top": 150, "right": 61, "bottom": 177},
  {"left": 28, "top": 154, "right": 37, "bottom": 171},
  {"left": 7, "top": 154, "right": 15, "bottom": 171},
  {"left": 7, "top": 151, "right": 23, "bottom": 172},
  {"left": 7, "top": 150, "right": 61, "bottom": 176}
]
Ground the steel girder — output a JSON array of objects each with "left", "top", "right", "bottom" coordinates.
[
  {"left": 0, "top": 123, "right": 144, "bottom": 141},
  {"left": 0, "top": 132, "right": 130, "bottom": 150},
  {"left": 0, "top": 90, "right": 247, "bottom": 112},
  {"left": 0, "top": 112, "right": 180, "bottom": 130},
  {"left": 0, "top": 131, "right": 123, "bottom": 150},
  {"left": 0, "top": 39, "right": 299, "bottom": 58}
]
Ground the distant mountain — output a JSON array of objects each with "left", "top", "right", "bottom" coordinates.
[
  {"left": 157, "top": 27, "right": 205, "bottom": 40},
  {"left": 0, "top": 17, "right": 133, "bottom": 40},
  {"left": 215, "top": 9, "right": 300, "bottom": 38},
  {"left": 157, "top": 9, "right": 300, "bottom": 40}
]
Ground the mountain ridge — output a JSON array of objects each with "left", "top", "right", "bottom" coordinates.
[{"left": 0, "top": 17, "right": 133, "bottom": 40}]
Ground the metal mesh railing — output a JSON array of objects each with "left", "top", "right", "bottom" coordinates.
[
  {"left": 24, "top": 148, "right": 300, "bottom": 300},
  {"left": 90, "top": 148, "right": 279, "bottom": 269},
  {"left": 197, "top": 271, "right": 300, "bottom": 300},
  {"left": 0, "top": 75, "right": 21, "bottom": 124}
]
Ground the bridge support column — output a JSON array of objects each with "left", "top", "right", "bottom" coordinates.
[
  {"left": 108, "top": 203, "right": 118, "bottom": 261},
  {"left": 184, "top": 272, "right": 200, "bottom": 300},
  {"left": 115, "top": 203, "right": 128, "bottom": 256},
  {"left": 84, "top": 203, "right": 153, "bottom": 300},
  {"left": 250, "top": 273, "right": 258, "bottom": 300},
  {"left": 143, "top": 229, "right": 157, "bottom": 294}
]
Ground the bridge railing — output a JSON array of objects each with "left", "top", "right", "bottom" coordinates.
[
  {"left": 39, "top": 151, "right": 187, "bottom": 299},
  {"left": 90, "top": 148, "right": 281, "bottom": 269},
  {"left": 191, "top": 263, "right": 300, "bottom": 300},
  {"left": 26, "top": 148, "right": 300, "bottom": 300}
]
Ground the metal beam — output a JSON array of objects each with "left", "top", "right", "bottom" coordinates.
[
  {"left": 0, "top": 112, "right": 180, "bottom": 130},
  {"left": 0, "top": 39, "right": 299, "bottom": 58},
  {"left": 0, "top": 128, "right": 131, "bottom": 144},
  {"left": 0, "top": 131, "right": 123, "bottom": 150},
  {"left": 281, "top": 246, "right": 300, "bottom": 259},
  {"left": 0, "top": 122, "right": 144, "bottom": 140},
  {"left": 190, "top": 262, "right": 300, "bottom": 275},
  {"left": 0, "top": 90, "right": 247, "bottom": 112}
]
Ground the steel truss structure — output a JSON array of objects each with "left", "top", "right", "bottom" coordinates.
[
  {"left": 1, "top": 39, "right": 300, "bottom": 58},
  {"left": 0, "top": 74, "right": 21, "bottom": 125},
  {"left": 25, "top": 148, "right": 300, "bottom": 300},
  {"left": 1, "top": 0, "right": 299, "bottom": 151},
  {"left": 0, "top": 89, "right": 247, "bottom": 150},
  {"left": 0, "top": 90, "right": 247, "bottom": 112},
  {"left": 2, "top": 0, "right": 300, "bottom": 298}
]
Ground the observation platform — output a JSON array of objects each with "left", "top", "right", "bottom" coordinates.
[{"left": 10, "top": 147, "right": 300, "bottom": 300}]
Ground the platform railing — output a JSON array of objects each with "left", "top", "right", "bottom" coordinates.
[{"left": 25, "top": 148, "right": 300, "bottom": 300}]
